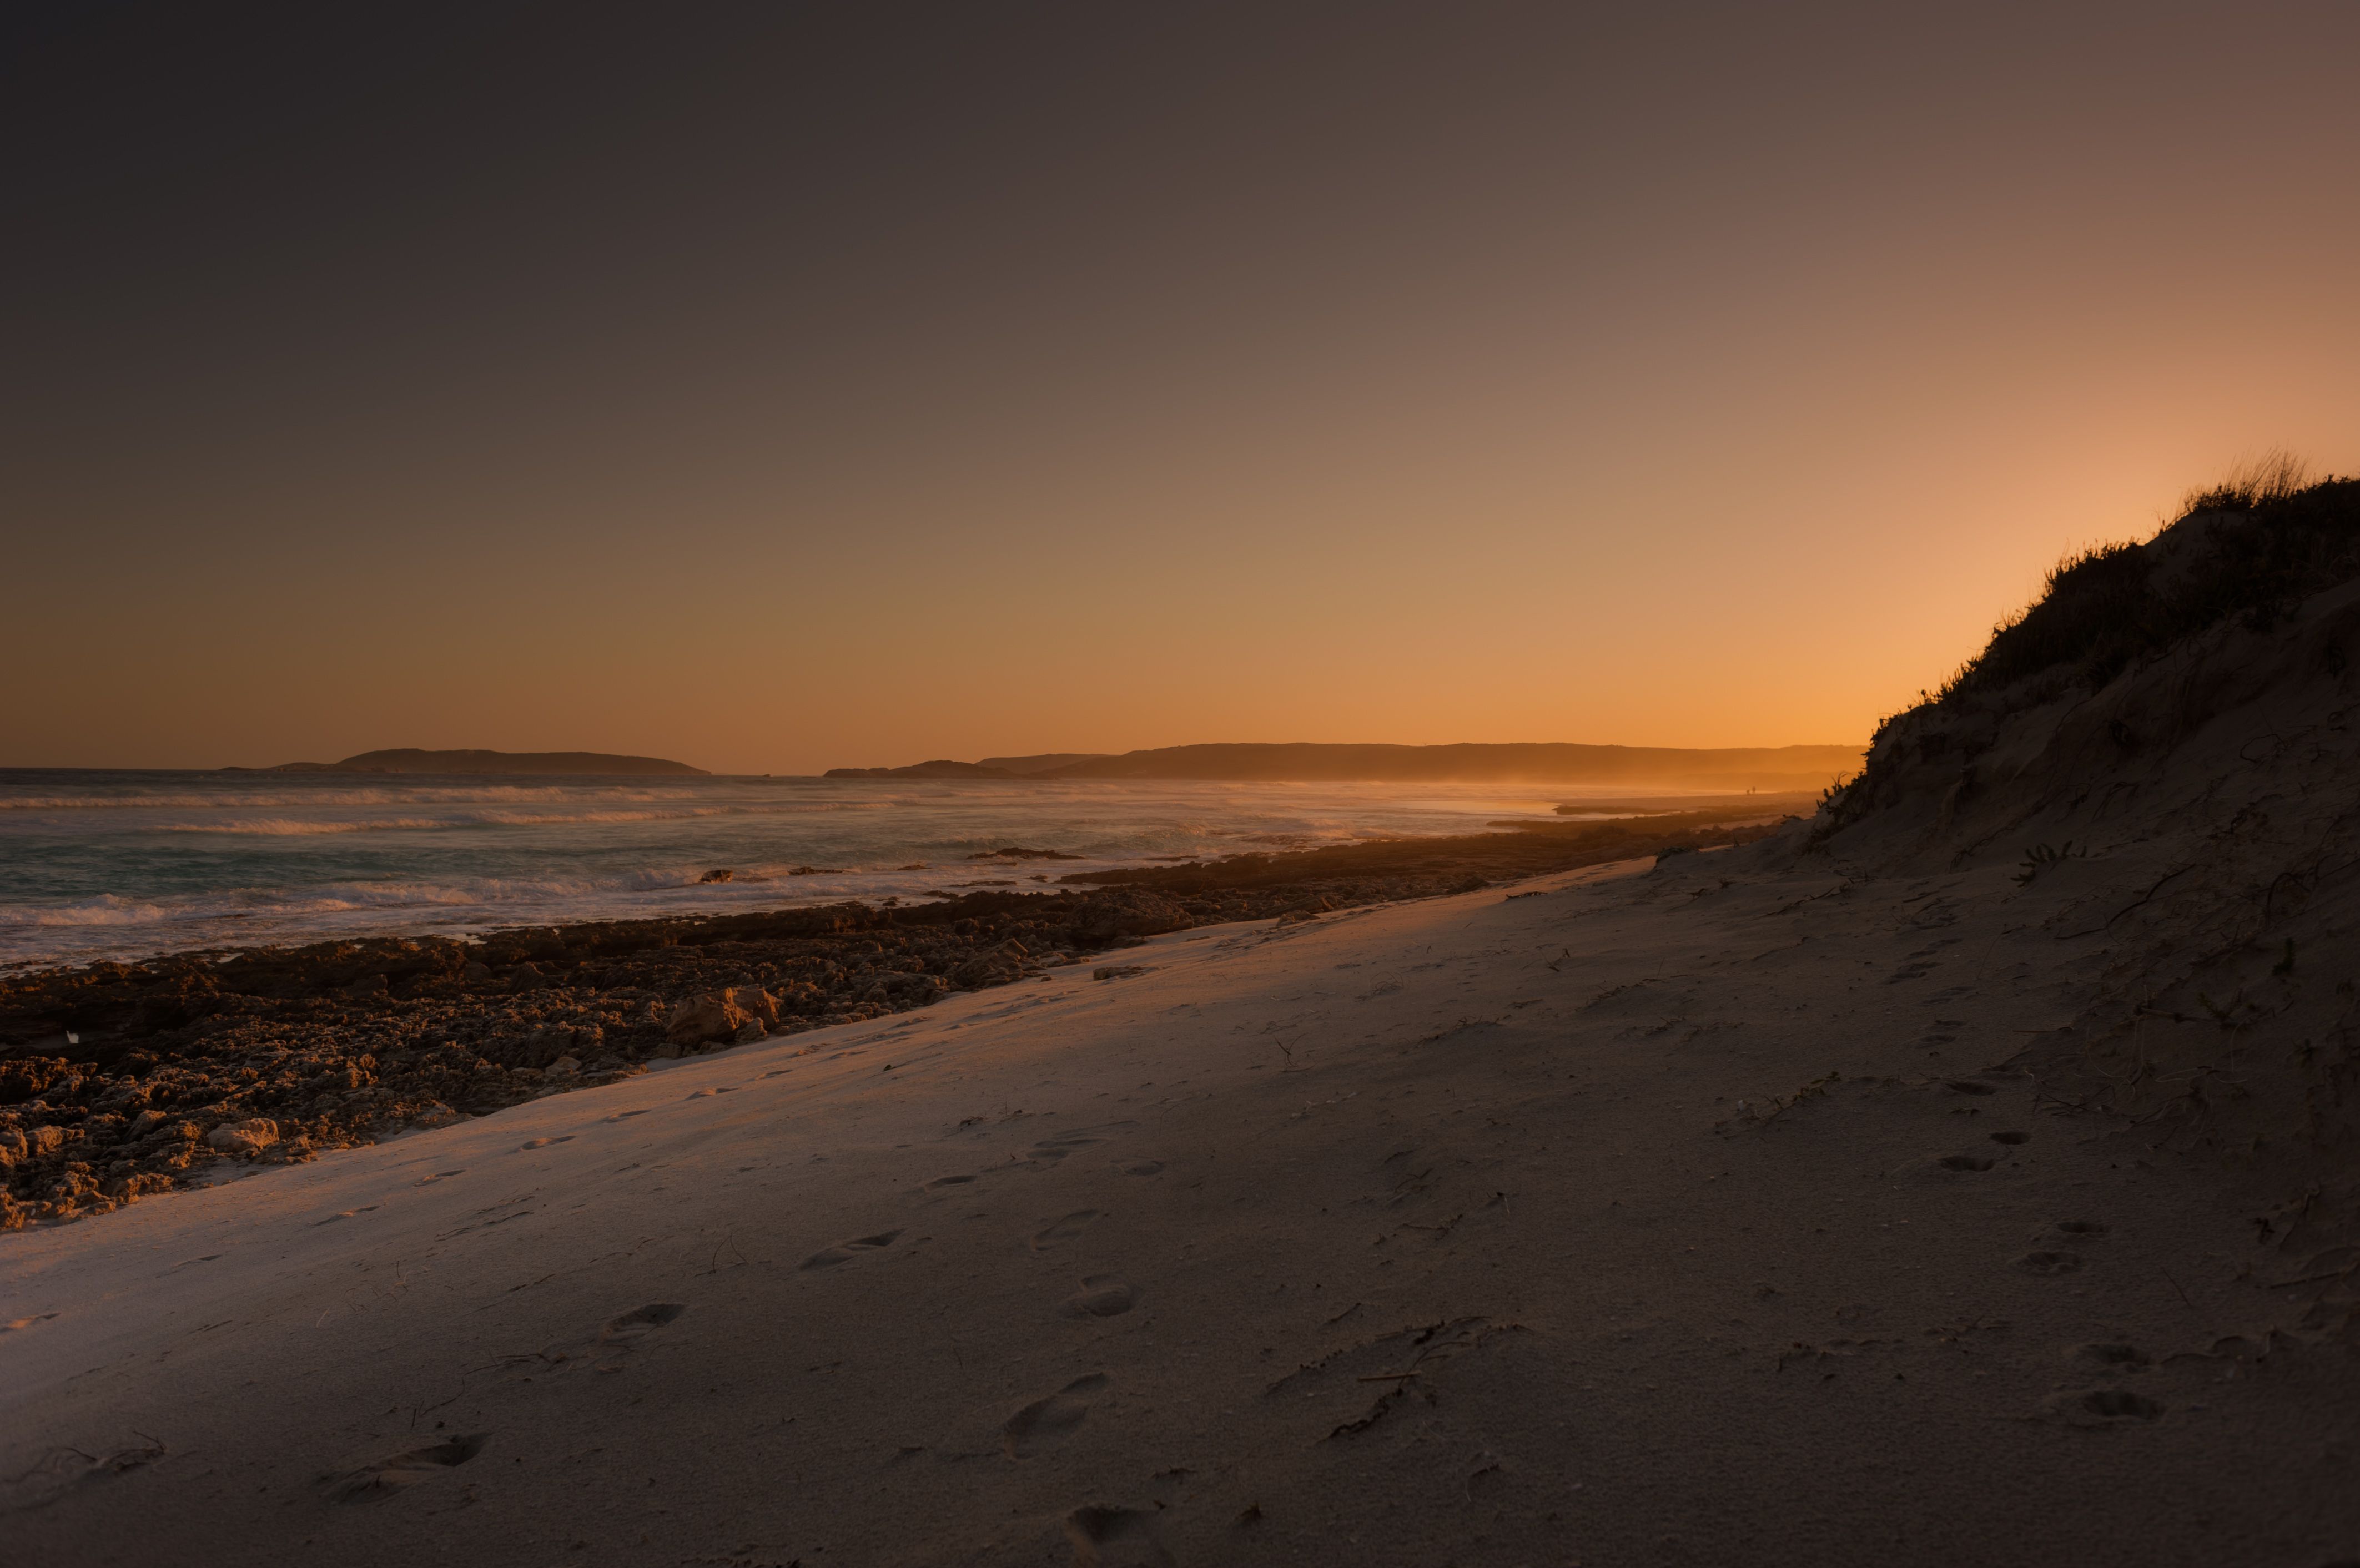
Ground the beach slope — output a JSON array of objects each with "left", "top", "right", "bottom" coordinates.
[{"left": 3, "top": 843, "right": 2354, "bottom": 1565}]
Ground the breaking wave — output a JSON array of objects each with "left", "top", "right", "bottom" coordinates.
[
  {"left": 159, "top": 808, "right": 751, "bottom": 836},
  {"left": 0, "top": 771, "right": 1573, "bottom": 967}
]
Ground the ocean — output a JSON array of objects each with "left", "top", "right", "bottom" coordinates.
[{"left": 0, "top": 770, "right": 1606, "bottom": 970}]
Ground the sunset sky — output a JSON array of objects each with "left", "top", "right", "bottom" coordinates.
[{"left": 7, "top": 2, "right": 2358, "bottom": 775}]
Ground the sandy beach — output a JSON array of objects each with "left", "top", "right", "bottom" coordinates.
[
  {"left": 12, "top": 9, "right": 2360, "bottom": 1562},
  {"left": 7, "top": 809, "right": 2354, "bottom": 1564},
  {"left": 0, "top": 806, "right": 1794, "bottom": 1233}
]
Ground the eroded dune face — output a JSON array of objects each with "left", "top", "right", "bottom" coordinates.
[{"left": 1816, "top": 492, "right": 2360, "bottom": 1224}]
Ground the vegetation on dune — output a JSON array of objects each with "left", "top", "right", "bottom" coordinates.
[
  {"left": 1934, "top": 456, "right": 2360, "bottom": 709},
  {"left": 1819, "top": 455, "right": 2358, "bottom": 835}
]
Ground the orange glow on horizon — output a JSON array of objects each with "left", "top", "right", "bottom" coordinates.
[{"left": 7, "top": 9, "right": 2358, "bottom": 773}]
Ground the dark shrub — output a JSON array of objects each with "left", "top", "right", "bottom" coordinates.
[{"left": 1938, "top": 469, "right": 2360, "bottom": 707}]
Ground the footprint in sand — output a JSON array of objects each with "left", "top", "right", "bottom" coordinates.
[
  {"left": 1064, "top": 1503, "right": 1174, "bottom": 1567},
  {"left": 1063, "top": 1275, "right": 1137, "bottom": 1318},
  {"left": 413, "top": 1170, "right": 465, "bottom": 1186},
  {"left": 1004, "top": 1373, "right": 1108, "bottom": 1457},
  {"left": 1937, "top": 1153, "right": 1995, "bottom": 1172},
  {"left": 520, "top": 1136, "right": 575, "bottom": 1151},
  {"left": 2071, "top": 1342, "right": 2151, "bottom": 1370},
  {"left": 801, "top": 1230, "right": 906, "bottom": 1270},
  {"left": 314, "top": 1205, "right": 383, "bottom": 1225},
  {"left": 1120, "top": 1161, "right": 1163, "bottom": 1177},
  {"left": 2042, "top": 1387, "right": 2165, "bottom": 1424},
  {"left": 1031, "top": 1211, "right": 1101, "bottom": 1251},
  {"left": 509, "top": 1303, "right": 686, "bottom": 1381},
  {"left": 601, "top": 1302, "right": 687, "bottom": 1345},
  {"left": 2015, "top": 1250, "right": 2082, "bottom": 1275},
  {"left": 581, "top": 1302, "right": 690, "bottom": 1372},
  {"left": 925, "top": 1174, "right": 978, "bottom": 1191},
  {"left": 1025, "top": 1122, "right": 1139, "bottom": 1165},
  {"left": 602, "top": 1108, "right": 650, "bottom": 1123},
  {"left": 1990, "top": 1130, "right": 2031, "bottom": 1145},
  {"left": 322, "top": 1433, "right": 489, "bottom": 1503}
]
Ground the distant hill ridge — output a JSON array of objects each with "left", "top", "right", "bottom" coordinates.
[
  {"left": 827, "top": 741, "right": 1859, "bottom": 788},
  {"left": 252, "top": 749, "right": 707, "bottom": 776}
]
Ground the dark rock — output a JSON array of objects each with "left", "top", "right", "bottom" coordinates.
[
  {"left": 501, "top": 1026, "right": 581, "bottom": 1069},
  {"left": 1, "top": 1058, "right": 72, "bottom": 1105},
  {"left": 727, "top": 986, "right": 781, "bottom": 1029},
  {"left": 1069, "top": 890, "right": 1190, "bottom": 946},
  {"left": 667, "top": 992, "right": 757, "bottom": 1048},
  {"left": 205, "top": 1117, "right": 280, "bottom": 1156},
  {"left": 952, "top": 940, "right": 1030, "bottom": 990}
]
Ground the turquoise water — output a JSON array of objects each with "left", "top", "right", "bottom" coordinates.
[{"left": 0, "top": 770, "right": 1584, "bottom": 968}]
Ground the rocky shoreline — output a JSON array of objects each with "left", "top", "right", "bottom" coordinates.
[{"left": 0, "top": 809, "right": 1784, "bottom": 1230}]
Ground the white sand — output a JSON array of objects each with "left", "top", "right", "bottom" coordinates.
[{"left": 5, "top": 843, "right": 2357, "bottom": 1565}]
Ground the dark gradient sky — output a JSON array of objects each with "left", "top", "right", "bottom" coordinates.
[{"left": 8, "top": 2, "right": 2358, "bottom": 772}]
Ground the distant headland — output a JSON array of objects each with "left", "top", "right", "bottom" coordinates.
[
  {"left": 231, "top": 748, "right": 708, "bottom": 777},
  {"left": 826, "top": 741, "right": 1860, "bottom": 789}
]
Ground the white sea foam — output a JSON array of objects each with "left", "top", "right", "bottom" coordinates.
[
  {"left": 157, "top": 808, "right": 754, "bottom": 836},
  {"left": 0, "top": 786, "right": 682, "bottom": 811},
  {"left": 0, "top": 895, "right": 177, "bottom": 929},
  {"left": 1, "top": 866, "right": 749, "bottom": 918},
  {"left": 0, "top": 772, "right": 1576, "bottom": 967},
  {"left": 0, "top": 785, "right": 910, "bottom": 814}
]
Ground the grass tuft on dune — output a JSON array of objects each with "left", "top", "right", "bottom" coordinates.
[{"left": 1936, "top": 455, "right": 2360, "bottom": 708}]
